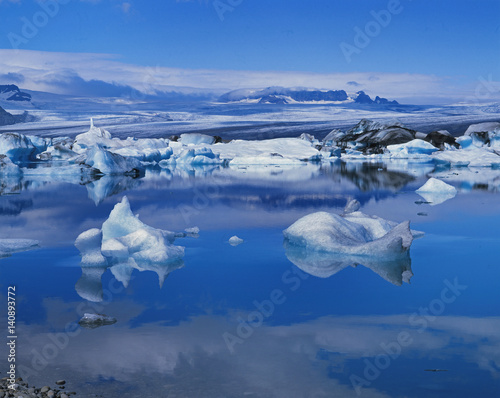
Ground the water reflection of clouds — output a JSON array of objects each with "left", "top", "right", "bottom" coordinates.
[{"left": 15, "top": 301, "right": 500, "bottom": 397}]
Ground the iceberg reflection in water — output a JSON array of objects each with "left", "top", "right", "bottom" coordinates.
[{"left": 284, "top": 241, "right": 413, "bottom": 286}]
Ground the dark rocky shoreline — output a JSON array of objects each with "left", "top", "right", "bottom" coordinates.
[{"left": 0, "top": 377, "right": 76, "bottom": 398}]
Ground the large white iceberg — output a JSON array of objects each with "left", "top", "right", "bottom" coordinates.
[
  {"left": 282, "top": 201, "right": 419, "bottom": 285},
  {"left": 283, "top": 200, "right": 421, "bottom": 257}
]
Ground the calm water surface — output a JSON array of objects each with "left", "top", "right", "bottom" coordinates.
[{"left": 0, "top": 162, "right": 499, "bottom": 397}]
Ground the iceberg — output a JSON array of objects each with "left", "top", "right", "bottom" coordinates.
[
  {"left": 416, "top": 178, "right": 457, "bottom": 205},
  {"left": 282, "top": 201, "right": 419, "bottom": 285},
  {"left": 0, "top": 133, "right": 38, "bottom": 162},
  {"left": 228, "top": 235, "right": 244, "bottom": 246},
  {"left": 386, "top": 139, "right": 438, "bottom": 158},
  {"left": 82, "top": 145, "right": 143, "bottom": 175},
  {"left": 179, "top": 133, "right": 216, "bottom": 145},
  {"left": 175, "top": 147, "right": 222, "bottom": 165},
  {"left": 75, "top": 196, "right": 185, "bottom": 291},
  {"left": 464, "top": 122, "right": 500, "bottom": 148},
  {"left": 78, "top": 313, "right": 117, "bottom": 329},
  {"left": 0, "top": 154, "right": 22, "bottom": 176},
  {"left": 0, "top": 238, "right": 39, "bottom": 259},
  {"left": 283, "top": 199, "right": 421, "bottom": 258}
]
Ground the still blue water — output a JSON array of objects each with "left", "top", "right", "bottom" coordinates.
[{"left": 0, "top": 163, "right": 499, "bottom": 397}]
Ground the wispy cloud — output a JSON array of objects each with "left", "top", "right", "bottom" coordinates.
[{"left": 0, "top": 49, "right": 489, "bottom": 103}]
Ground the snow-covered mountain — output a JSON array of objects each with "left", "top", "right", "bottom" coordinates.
[
  {"left": 0, "top": 85, "right": 32, "bottom": 102},
  {"left": 218, "top": 87, "right": 399, "bottom": 105}
]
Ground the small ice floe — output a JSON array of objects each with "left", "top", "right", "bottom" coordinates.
[
  {"left": 0, "top": 238, "right": 39, "bottom": 259},
  {"left": 184, "top": 226, "right": 200, "bottom": 238},
  {"left": 185, "top": 226, "right": 200, "bottom": 234},
  {"left": 416, "top": 178, "right": 457, "bottom": 206},
  {"left": 228, "top": 236, "right": 244, "bottom": 246},
  {"left": 282, "top": 201, "right": 422, "bottom": 285},
  {"left": 78, "top": 313, "right": 117, "bottom": 329}
]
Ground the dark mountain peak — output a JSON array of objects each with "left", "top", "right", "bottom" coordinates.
[{"left": 0, "top": 84, "right": 32, "bottom": 102}]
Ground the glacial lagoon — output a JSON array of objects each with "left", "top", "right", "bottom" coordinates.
[{"left": 1, "top": 160, "right": 500, "bottom": 397}]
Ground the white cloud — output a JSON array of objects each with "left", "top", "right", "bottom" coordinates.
[{"left": 0, "top": 49, "right": 491, "bottom": 103}]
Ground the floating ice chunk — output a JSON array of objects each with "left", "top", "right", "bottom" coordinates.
[
  {"left": 229, "top": 236, "right": 244, "bottom": 246},
  {"left": 179, "top": 133, "right": 215, "bottom": 145},
  {"left": 76, "top": 196, "right": 185, "bottom": 291},
  {"left": 185, "top": 226, "right": 200, "bottom": 234},
  {"left": 464, "top": 122, "right": 500, "bottom": 148},
  {"left": 83, "top": 145, "right": 143, "bottom": 175},
  {"left": 386, "top": 139, "right": 438, "bottom": 157},
  {"left": 102, "top": 196, "right": 152, "bottom": 239},
  {"left": 456, "top": 136, "right": 473, "bottom": 149},
  {"left": 0, "top": 133, "right": 37, "bottom": 161},
  {"left": 343, "top": 199, "right": 361, "bottom": 214},
  {"left": 213, "top": 138, "right": 321, "bottom": 164},
  {"left": 432, "top": 147, "right": 500, "bottom": 167},
  {"left": 0, "top": 154, "right": 22, "bottom": 176},
  {"left": 229, "top": 154, "right": 305, "bottom": 165},
  {"left": 416, "top": 178, "right": 457, "bottom": 205},
  {"left": 78, "top": 313, "right": 117, "bottom": 329},
  {"left": 176, "top": 147, "right": 222, "bottom": 165},
  {"left": 283, "top": 211, "right": 418, "bottom": 257},
  {"left": 417, "top": 178, "right": 457, "bottom": 194},
  {"left": 75, "top": 228, "right": 107, "bottom": 267},
  {"left": 0, "top": 238, "right": 39, "bottom": 259},
  {"left": 100, "top": 197, "right": 183, "bottom": 262}
]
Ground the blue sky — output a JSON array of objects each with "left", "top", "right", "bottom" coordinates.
[{"left": 0, "top": 0, "right": 499, "bottom": 103}]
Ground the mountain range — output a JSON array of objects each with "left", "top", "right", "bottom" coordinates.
[{"left": 218, "top": 87, "right": 399, "bottom": 105}]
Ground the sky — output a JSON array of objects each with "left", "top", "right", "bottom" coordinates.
[{"left": 0, "top": 0, "right": 499, "bottom": 103}]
